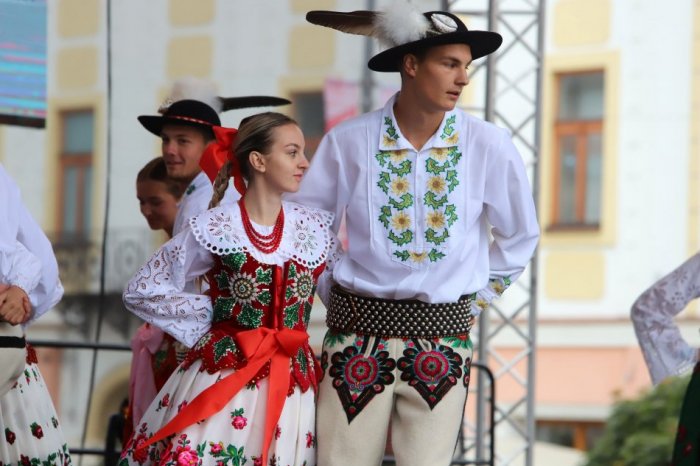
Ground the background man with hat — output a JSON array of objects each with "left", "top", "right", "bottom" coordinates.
[
  {"left": 138, "top": 78, "right": 290, "bottom": 236},
  {"left": 292, "top": 4, "right": 540, "bottom": 465}
]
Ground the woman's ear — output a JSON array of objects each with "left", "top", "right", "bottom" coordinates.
[{"left": 248, "top": 151, "right": 266, "bottom": 173}]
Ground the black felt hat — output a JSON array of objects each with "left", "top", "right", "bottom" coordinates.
[
  {"left": 138, "top": 99, "right": 221, "bottom": 137},
  {"left": 307, "top": 7, "right": 502, "bottom": 72}
]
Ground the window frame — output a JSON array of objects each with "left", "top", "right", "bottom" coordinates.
[
  {"left": 550, "top": 70, "right": 605, "bottom": 230},
  {"left": 57, "top": 109, "right": 94, "bottom": 241}
]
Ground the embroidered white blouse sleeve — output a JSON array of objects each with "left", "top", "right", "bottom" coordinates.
[
  {"left": 123, "top": 226, "right": 215, "bottom": 348},
  {"left": 17, "top": 202, "right": 64, "bottom": 322},
  {"left": 631, "top": 253, "right": 700, "bottom": 384},
  {"left": 316, "top": 229, "right": 343, "bottom": 306},
  {"left": 472, "top": 128, "right": 540, "bottom": 315},
  {"left": 0, "top": 164, "right": 63, "bottom": 322},
  {"left": 1, "top": 241, "right": 41, "bottom": 297}
]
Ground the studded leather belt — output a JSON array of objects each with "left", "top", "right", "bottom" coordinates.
[{"left": 327, "top": 286, "right": 474, "bottom": 339}]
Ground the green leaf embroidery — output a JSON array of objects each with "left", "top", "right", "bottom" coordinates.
[
  {"left": 258, "top": 289, "right": 271, "bottom": 306},
  {"left": 377, "top": 172, "right": 391, "bottom": 194},
  {"left": 284, "top": 302, "right": 301, "bottom": 328},
  {"left": 428, "top": 249, "right": 446, "bottom": 262},
  {"left": 384, "top": 117, "right": 398, "bottom": 140},
  {"left": 393, "top": 250, "right": 410, "bottom": 261},
  {"left": 426, "top": 157, "right": 447, "bottom": 175},
  {"left": 237, "top": 304, "right": 264, "bottom": 328},
  {"left": 445, "top": 204, "right": 458, "bottom": 226},
  {"left": 375, "top": 151, "right": 390, "bottom": 167},
  {"left": 449, "top": 147, "right": 462, "bottom": 165},
  {"left": 222, "top": 253, "right": 246, "bottom": 272},
  {"left": 324, "top": 330, "right": 351, "bottom": 347},
  {"left": 297, "top": 347, "right": 308, "bottom": 373},
  {"left": 288, "top": 262, "right": 297, "bottom": 279},
  {"left": 379, "top": 206, "right": 392, "bottom": 228},
  {"left": 424, "top": 191, "right": 448, "bottom": 209},
  {"left": 389, "top": 193, "right": 414, "bottom": 210},
  {"left": 215, "top": 271, "right": 229, "bottom": 290},
  {"left": 426, "top": 228, "right": 449, "bottom": 245},
  {"left": 389, "top": 160, "right": 412, "bottom": 176},
  {"left": 389, "top": 230, "right": 413, "bottom": 246},
  {"left": 303, "top": 302, "right": 312, "bottom": 326},
  {"left": 213, "top": 297, "right": 235, "bottom": 322},
  {"left": 446, "top": 169, "right": 459, "bottom": 192},
  {"left": 213, "top": 337, "right": 236, "bottom": 363},
  {"left": 256, "top": 267, "right": 272, "bottom": 285}
]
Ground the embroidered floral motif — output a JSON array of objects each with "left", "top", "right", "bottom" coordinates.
[
  {"left": 5, "top": 427, "right": 15, "bottom": 444},
  {"left": 463, "top": 356, "right": 472, "bottom": 388},
  {"left": 292, "top": 220, "right": 318, "bottom": 254},
  {"left": 375, "top": 112, "right": 461, "bottom": 266},
  {"left": 328, "top": 336, "right": 396, "bottom": 422},
  {"left": 397, "top": 340, "right": 463, "bottom": 409},
  {"left": 30, "top": 422, "right": 44, "bottom": 439},
  {"left": 230, "top": 408, "right": 248, "bottom": 430}
]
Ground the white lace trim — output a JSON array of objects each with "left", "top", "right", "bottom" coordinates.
[{"left": 189, "top": 201, "right": 334, "bottom": 268}]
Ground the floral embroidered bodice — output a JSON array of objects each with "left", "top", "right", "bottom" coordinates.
[
  {"left": 123, "top": 201, "right": 337, "bottom": 393},
  {"left": 183, "top": 253, "right": 326, "bottom": 392}
]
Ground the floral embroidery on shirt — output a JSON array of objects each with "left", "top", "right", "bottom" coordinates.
[{"left": 375, "top": 112, "right": 462, "bottom": 266}]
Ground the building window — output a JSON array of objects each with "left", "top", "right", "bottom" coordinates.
[
  {"left": 536, "top": 420, "right": 605, "bottom": 451},
  {"left": 58, "top": 110, "right": 94, "bottom": 241},
  {"left": 292, "top": 92, "right": 325, "bottom": 159},
  {"left": 551, "top": 71, "right": 604, "bottom": 229}
]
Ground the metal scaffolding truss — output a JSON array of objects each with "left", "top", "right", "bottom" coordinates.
[{"left": 444, "top": 0, "right": 545, "bottom": 465}]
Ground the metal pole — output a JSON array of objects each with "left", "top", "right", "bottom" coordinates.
[
  {"left": 476, "top": 1, "right": 499, "bottom": 461},
  {"left": 526, "top": 2, "right": 547, "bottom": 464},
  {"left": 361, "top": 0, "right": 376, "bottom": 112}
]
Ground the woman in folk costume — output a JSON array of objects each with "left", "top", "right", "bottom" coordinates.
[
  {"left": 120, "top": 112, "right": 336, "bottom": 466},
  {"left": 126, "top": 158, "right": 187, "bottom": 441},
  {"left": 0, "top": 163, "right": 69, "bottom": 464},
  {"left": 631, "top": 254, "right": 700, "bottom": 465}
]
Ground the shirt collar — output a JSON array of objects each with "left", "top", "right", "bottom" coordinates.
[
  {"left": 377, "top": 93, "right": 461, "bottom": 152},
  {"left": 185, "top": 171, "right": 209, "bottom": 196}
]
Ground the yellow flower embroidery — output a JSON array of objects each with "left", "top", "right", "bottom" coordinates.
[
  {"left": 426, "top": 211, "right": 446, "bottom": 229},
  {"left": 392, "top": 212, "right": 411, "bottom": 231},
  {"left": 430, "top": 148, "right": 448, "bottom": 161},
  {"left": 427, "top": 176, "right": 446, "bottom": 194},
  {"left": 390, "top": 150, "right": 409, "bottom": 163},
  {"left": 476, "top": 299, "right": 489, "bottom": 311},
  {"left": 491, "top": 282, "right": 505, "bottom": 294},
  {"left": 409, "top": 251, "right": 428, "bottom": 263},
  {"left": 391, "top": 177, "right": 410, "bottom": 195},
  {"left": 383, "top": 135, "right": 398, "bottom": 148},
  {"left": 444, "top": 132, "right": 459, "bottom": 145}
]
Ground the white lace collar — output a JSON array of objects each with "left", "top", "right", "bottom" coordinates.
[{"left": 189, "top": 200, "right": 334, "bottom": 268}]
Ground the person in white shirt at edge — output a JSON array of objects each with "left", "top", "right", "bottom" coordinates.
[
  {"left": 0, "top": 163, "right": 70, "bottom": 465},
  {"left": 289, "top": 4, "right": 540, "bottom": 466},
  {"left": 631, "top": 254, "right": 700, "bottom": 464},
  {"left": 137, "top": 77, "right": 292, "bottom": 237}
]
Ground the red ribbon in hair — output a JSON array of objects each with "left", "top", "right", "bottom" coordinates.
[{"left": 199, "top": 125, "right": 246, "bottom": 196}]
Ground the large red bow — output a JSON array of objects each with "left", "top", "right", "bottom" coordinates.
[
  {"left": 199, "top": 125, "right": 246, "bottom": 196},
  {"left": 136, "top": 327, "right": 308, "bottom": 465}
]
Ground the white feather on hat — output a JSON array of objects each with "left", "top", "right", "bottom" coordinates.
[
  {"left": 374, "top": 1, "right": 430, "bottom": 47},
  {"left": 158, "top": 77, "right": 222, "bottom": 114}
]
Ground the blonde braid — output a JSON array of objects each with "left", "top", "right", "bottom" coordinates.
[{"left": 208, "top": 160, "right": 232, "bottom": 209}]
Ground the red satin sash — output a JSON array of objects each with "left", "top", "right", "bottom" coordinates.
[{"left": 137, "top": 326, "right": 308, "bottom": 465}]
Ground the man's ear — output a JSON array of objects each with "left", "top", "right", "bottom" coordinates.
[
  {"left": 249, "top": 151, "right": 266, "bottom": 173},
  {"left": 402, "top": 53, "right": 419, "bottom": 78}
]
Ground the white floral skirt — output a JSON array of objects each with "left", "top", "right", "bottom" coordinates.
[
  {"left": 120, "top": 360, "right": 316, "bottom": 466},
  {"left": 0, "top": 361, "right": 72, "bottom": 465}
]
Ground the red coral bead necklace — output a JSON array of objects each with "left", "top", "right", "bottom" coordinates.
[{"left": 238, "top": 199, "right": 284, "bottom": 253}]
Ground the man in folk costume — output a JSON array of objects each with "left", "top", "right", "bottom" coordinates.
[
  {"left": 292, "top": 4, "right": 540, "bottom": 465},
  {"left": 138, "top": 77, "right": 291, "bottom": 236}
]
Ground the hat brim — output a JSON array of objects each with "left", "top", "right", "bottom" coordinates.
[
  {"left": 138, "top": 115, "right": 215, "bottom": 137},
  {"left": 220, "top": 96, "right": 291, "bottom": 112},
  {"left": 368, "top": 30, "right": 502, "bottom": 72}
]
